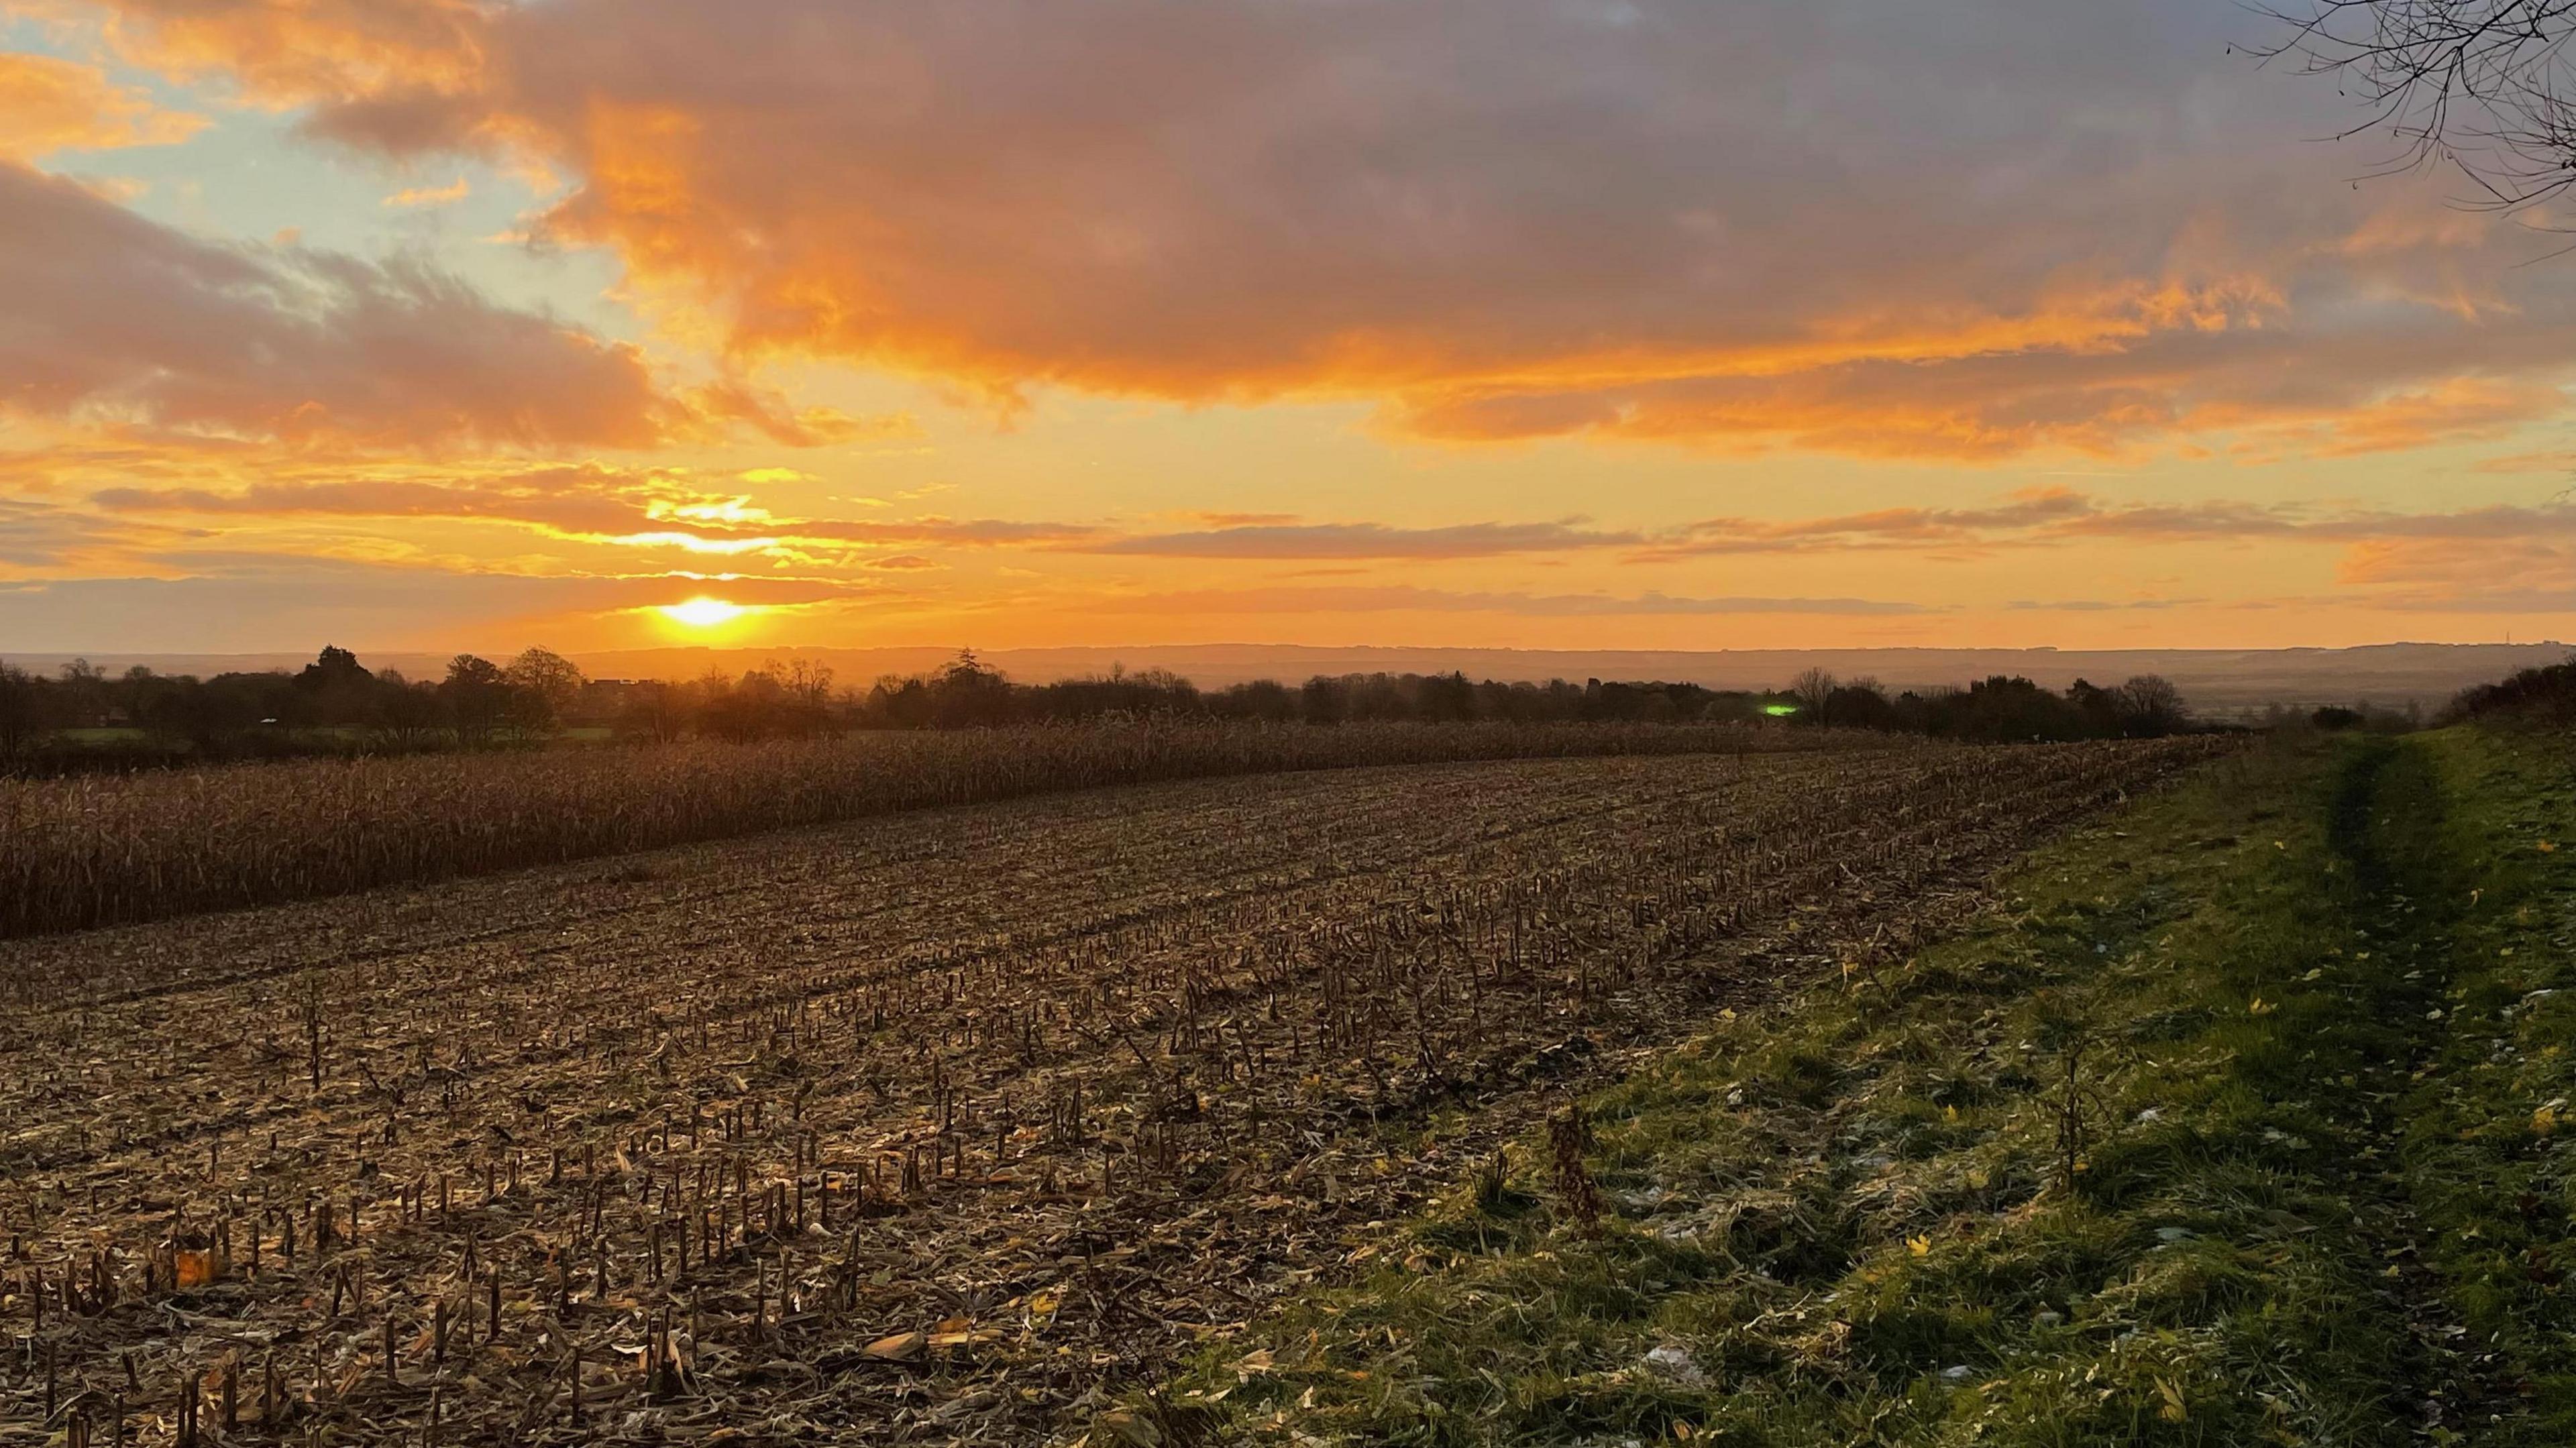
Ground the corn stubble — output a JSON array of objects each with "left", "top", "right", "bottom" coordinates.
[
  {"left": 0, "top": 720, "right": 1868, "bottom": 940},
  {"left": 0, "top": 735, "right": 2227, "bottom": 1443}
]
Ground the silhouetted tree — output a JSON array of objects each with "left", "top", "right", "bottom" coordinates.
[
  {"left": 929, "top": 650, "right": 1016, "bottom": 728},
  {"left": 1821, "top": 679, "right": 1899, "bottom": 730},
  {"left": 1224, "top": 678, "right": 1299, "bottom": 722},
  {"left": 1787, "top": 667, "right": 1837, "bottom": 721},
  {"left": 618, "top": 680, "right": 694, "bottom": 743},
  {"left": 0, "top": 661, "right": 41, "bottom": 759},
  {"left": 441, "top": 655, "right": 511, "bottom": 746},
  {"left": 170, "top": 673, "right": 274, "bottom": 755},
  {"left": 1299, "top": 675, "right": 1348, "bottom": 724},
  {"left": 298, "top": 646, "right": 372, "bottom": 689},
  {"left": 376, "top": 673, "right": 446, "bottom": 749},
  {"left": 2117, "top": 675, "right": 2188, "bottom": 736},
  {"left": 502, "top": 647, "right": 586, "bottom": 735},
  {"left": 780, "top": 659, "right": 837, "bottom": 712},
  {"left": 293, "top": 645, "right": 382, "bottom": 728},
  {"left": 54, "top": 659, "right": 107, "bottom": 729}
]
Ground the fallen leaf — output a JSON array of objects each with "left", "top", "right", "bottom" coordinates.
[{"left": 864, "top": 1331, "right": 926, "bottom": 1362}]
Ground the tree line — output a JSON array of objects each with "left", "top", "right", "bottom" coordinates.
[
  {"left": 2438, "top": 655, "right": 2576, "bottom": 729},
  {"left": 0, "top": 645, "right": 2199, "bottom": 772},
  {"left": 869, "top": 654, "right": 2196, "bottom": 741},
  {"left": 1783, "top": 667, "right": 2191, "bottom": 742},
  {"left": 0, "top": 646, "right": 594, "bottom": 765}
]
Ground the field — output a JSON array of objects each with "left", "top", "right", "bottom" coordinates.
[
  {"left": 0, "top": 719, "right": 1862, "bottom": 940},
  {"left": 0, "top": 736, "right": 2224, "bottom": 1445}
]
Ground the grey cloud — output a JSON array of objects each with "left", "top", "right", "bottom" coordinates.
[
  {"left": 0, "top": 161, "right": 674, "bottom": 449},
  {"left": 1091, "top": 584, "right": 1931, "bottom": 616},
  {"left": 1086, "top": 520, "right": 1641, "bottom": 559},
  {"left": 152, "top": 0, "right": 2576, "bottom": 455}
]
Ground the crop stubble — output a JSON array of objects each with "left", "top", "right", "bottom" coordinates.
[
  {"left": 0, "top": 738, "right": 2224, "bottom": 1444},
  {"left": 0, "top": 720, "right": 1860, "bottom": 940}
]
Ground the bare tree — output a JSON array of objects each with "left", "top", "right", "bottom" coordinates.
[
  {"left": 2117, "top": 675, "right": 2190, "bottom": 736},
  {"left": 55, "top": 658, "right": 105, "bottom": 730},
  {"left": 376, "top": 675, "right": 447, "bottom": 750},
  {"left": 2259, "top": 0, "right": 2576, "bottom": 209},
  {"left": 780, "top": 657, "right": 837, "bottom": 710},
  {"left": 1787, "top": 666, "right": 1838, "bottom": 720}
]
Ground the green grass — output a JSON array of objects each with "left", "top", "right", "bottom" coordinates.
[
  {"left": 2398, "top": 730, "right": 2576, "bottom": 1429},
  {"left": 1124, "top": 728, "right": 2576, "bottom": 1447}
]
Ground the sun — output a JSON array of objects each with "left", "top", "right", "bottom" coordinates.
[{"left": 657, "top": 596, "right": 751, "bottom": 629}]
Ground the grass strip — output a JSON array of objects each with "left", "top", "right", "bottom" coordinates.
[{"left": 1117, "top": 729, "right": 2576, "bottom": 1447}]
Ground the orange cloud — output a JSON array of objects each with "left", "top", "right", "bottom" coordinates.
[
  {"left": 89, "top": 467, "right": 693, "bottom": 535},
  {"left": 1654, "top": 490, "right": 2576, "bottom": 559},
  {"left": 382, "top": 174, "right": 466, "bottom": 207},
  {"left": 1391, "top": 311, "right": 2576, "bottom": 459},
  {"left": 19, "top": 449, "right": 2576, "bottom": 644},
  {"left": 10, "top": 0, "right": 2576, "bottom": 526},
  {"left": 0, "top": 50, "right": 202, "bottom": 157},
  {"left": 51, "top": 0, "right": 488, "bottom": 112},
  {"left": 78, "top": 464, "right": 1108, "bottom": 562},
  {"left": 1086, "top": 520, "right": 1642, "bottom": 560},
  {"left": 48, "top": 0, "right": 2576, "bottom": 461},
  {"left": 68, "top": 463, "right": 2576, "bottom": 591},
  {"left": 2335, "top": 537, "right": 2576, "bottom": 612},
  {"left": 672, "top": 379, "right": 914, "bottom": 449}
]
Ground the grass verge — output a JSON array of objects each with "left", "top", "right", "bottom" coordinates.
[{"left": 1114, "top": 728, "right": 2576, "bottom": 1447}]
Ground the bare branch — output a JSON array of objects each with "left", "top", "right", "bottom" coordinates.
[{"left": 2254, "top": 0, "right": 2576, "bottom": 207}]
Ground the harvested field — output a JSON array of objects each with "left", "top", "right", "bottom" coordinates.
[
  {"left": 0, "top": 738, "right": 2226, "bottom": 1445},
  {"left": 0, "top": 720, "right": 1865, "bottom": 941}
]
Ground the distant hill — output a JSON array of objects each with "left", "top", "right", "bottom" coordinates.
[{"left": 9, "top": 642, "right": 2567, "bottom": 717}]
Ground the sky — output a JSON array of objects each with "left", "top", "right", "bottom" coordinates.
[{"left": 0, "top": 0, "right": 2572, "bottom": 659}]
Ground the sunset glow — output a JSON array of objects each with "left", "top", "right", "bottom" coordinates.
[
  {"left": 8, "top": 8, "right": 2573, "bottom": 1437},
  {"left": 656, "top": 598, "right": 752, "bottom": 630},
  {"left": 0, "top": 1, "right": 2567, "bottom": 659}
]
